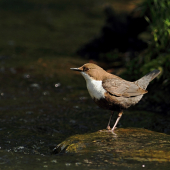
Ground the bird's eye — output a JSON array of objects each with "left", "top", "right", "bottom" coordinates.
[{"left": 83, "top": 67, "right": 90, "bottom": 71}]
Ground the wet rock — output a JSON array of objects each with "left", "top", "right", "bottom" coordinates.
[{"left": 52, "top": 128, "right": 170, "bottom": 163}]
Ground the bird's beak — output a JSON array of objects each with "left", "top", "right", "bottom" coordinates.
[{"left": 70, "top": 67, "right": 82, "bottom": 72}]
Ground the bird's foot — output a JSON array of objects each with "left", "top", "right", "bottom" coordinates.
[
  {"left": 99, "top": 127, "right": 117, "bottom": 134},
  {"left": 107, "top": 126, "right": 117, "bottom": 131},
  {"left": 106, "top": 125, "right": 111, "bottom": 130},
  {"left": 108, "top": 129, "right": 117, "bottom": 135}
]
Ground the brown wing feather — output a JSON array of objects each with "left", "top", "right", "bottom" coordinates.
[{"left": 102, "top": 78, "right": 147, "bottom": 97}]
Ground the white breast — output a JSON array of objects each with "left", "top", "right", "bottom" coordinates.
[{"left": 81, "top": 72, "right": 106, "bottom": 99}]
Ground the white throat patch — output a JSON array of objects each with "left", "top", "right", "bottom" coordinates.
[{"left": 81, "top": 72, "right": 106, "bottom": 100}]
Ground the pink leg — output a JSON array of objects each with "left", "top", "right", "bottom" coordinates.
[
  {"left": 111, "top": 111, "right": 123, "bottom": 131},
  {"left": 106, "top": 111, "right": 114, "bottom": 130}
]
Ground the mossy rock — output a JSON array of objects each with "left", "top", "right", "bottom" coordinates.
[{"left": 53, "top": 128, "right": 170, "bottom": 163}]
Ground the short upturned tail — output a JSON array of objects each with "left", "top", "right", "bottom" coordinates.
[{"left": 134, "top": 70, "right": 160, "bottom": 90}]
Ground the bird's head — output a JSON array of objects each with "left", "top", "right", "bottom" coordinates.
[{"left": 70, "top": 63, "right": 107, "bottom": 81}]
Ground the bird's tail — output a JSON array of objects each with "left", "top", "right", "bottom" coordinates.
[{"left": 134, "top": 70, "right": 160, "bottom": 90}]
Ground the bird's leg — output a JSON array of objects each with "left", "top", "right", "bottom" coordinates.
[
  {"left": 106, "top": 111, "right": 114, "bottom": 130},
  {"left": 111, "top": 110, "right": 123, "bottom": 131}
]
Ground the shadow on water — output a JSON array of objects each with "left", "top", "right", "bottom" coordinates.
[{"left": 0, "top": 0, "right": 170, "bottom": 169}]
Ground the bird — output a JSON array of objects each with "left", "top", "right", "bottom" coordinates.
[{"left": 70, "top": 63, "right": 160, "bottom": 132}]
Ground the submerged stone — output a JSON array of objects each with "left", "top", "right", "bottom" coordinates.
[{"left": 53, "top": 128, "right": 170, "bottom": 163}]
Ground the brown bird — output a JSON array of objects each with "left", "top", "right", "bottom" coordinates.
[{"left": 70, "top": 63, "right": 160, "bottom": 132}]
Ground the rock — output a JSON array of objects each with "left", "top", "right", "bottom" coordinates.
[{"left": 53, "top": 128, "right": 170, "bottom": 163}]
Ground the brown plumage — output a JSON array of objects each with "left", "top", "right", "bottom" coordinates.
[{"left": 71, "top": 63, "right": 160, "bottom": 132}]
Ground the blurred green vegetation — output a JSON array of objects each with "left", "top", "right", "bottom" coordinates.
[{"left": 123, "top": 0, "right": 170, "bottom": 109}]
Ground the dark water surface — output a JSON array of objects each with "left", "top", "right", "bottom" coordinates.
[{"left": 0, "top": 0, "right": 170, "bottom": 169}]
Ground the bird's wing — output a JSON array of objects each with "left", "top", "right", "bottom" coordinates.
[{"left": 102, "top": 78, "right": 147, "bottom": 97}]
